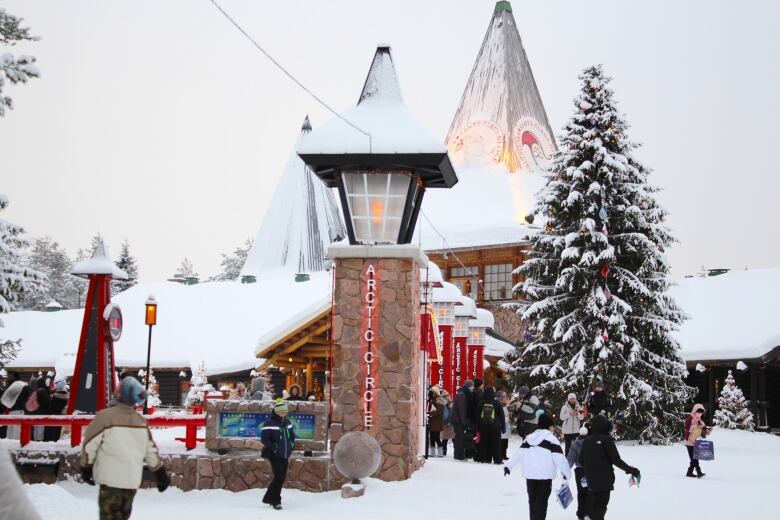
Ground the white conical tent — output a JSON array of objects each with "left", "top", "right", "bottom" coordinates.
[{"left": 241, "top": 117, "right": 345, "bottom": 275}]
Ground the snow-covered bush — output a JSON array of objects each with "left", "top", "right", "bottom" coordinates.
[
  {"left": 185, "top": 361, "right": 214, "bottom": 407},
  {"left": 713, "top": 370, "right": 755, "bottom": 431}
]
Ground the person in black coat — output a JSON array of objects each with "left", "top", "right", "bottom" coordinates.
[
  {"left": 451, "top": 380, "right": 474, "bottom": 461},
  {"left": 585, "top": 381, "right": 613, "bottom": 419},
  {"left": 27, "top": 377, "right": 51, "bottom": 441},
  {"left": 581, "top": 415, "right": 640, "bottom": 520},
  {"left": 476, "top": 386, "right": 505, "bottom": 464},
  {"left": 44, "top": 381, "right": 70, "bottom": 442},
  {"left": 260, "top": 400, "right": 296, "bottom": 510}
]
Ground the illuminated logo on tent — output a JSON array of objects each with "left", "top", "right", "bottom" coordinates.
[
  {"left": 449, "top": 120, "right": 504, "bottom": 166},
  {"left": 513, "top": 117, "right": 555, "bottom": 172}
]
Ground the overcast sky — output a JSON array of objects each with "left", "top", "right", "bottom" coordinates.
[{"left": 2, "top": 0, "right": 779, "bottom": 283}]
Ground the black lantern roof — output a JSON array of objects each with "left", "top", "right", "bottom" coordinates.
[{"left": 297, "top": 46, "right": 458, "bottom": 189}]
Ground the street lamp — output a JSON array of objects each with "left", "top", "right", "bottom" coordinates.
[{"left": 143, "top": 295, "right": 157, "bottom": 414}]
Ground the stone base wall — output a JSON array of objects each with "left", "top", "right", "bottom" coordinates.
[{"left": 330, "top": 256, "right": 423, "bottom": 482}]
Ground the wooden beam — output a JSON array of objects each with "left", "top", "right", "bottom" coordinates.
[
  {"left": 305, "top": 358, "right": 314, "bottom": 394},
  {"left": 280, "top": 321, "right": 331, "bottom": 355},
  {"left": 255, "top": 309, "right": 330, "bottom": 359}
]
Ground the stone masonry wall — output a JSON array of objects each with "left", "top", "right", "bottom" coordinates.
[{"left": 329, "top": 257, "right": 423, "bottom": 481}]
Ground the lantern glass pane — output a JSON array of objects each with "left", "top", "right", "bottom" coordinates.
[{"left": 342, "top": 171, "right": 411, "bottom": 244}]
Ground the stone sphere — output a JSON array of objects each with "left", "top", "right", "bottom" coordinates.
[{"left": 333, "top": 432, "right": 382, "bottom": 481}]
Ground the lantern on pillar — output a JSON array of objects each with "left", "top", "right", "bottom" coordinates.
[
  {"left": 68, "top": 240, "right": 129, "bottom": 414},
  {"left": 468, "top": 308, "right": 494, "bottom": 382}
]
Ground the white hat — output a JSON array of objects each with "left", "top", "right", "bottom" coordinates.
[{"left": 567, "top": 393, "right": 577, "bottom": 400}]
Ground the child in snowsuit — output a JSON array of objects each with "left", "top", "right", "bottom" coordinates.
[
  {"left": 80, "top": 377, "right": 169, "bottom": 520},
  {"left": 684, "top": 403, "right": 707, "bottom": 478},
  {"left": 260, "top": 400, "right": 296, "bottom": 510},
  {"left": 503, "top": 414, "right": 571, "bottom": 520},
  {"left": 581, "top": 415, "right": 640, "bottom": 520},
  {"left": 567, "top": 424, "right": 591, "bottom": 520}
]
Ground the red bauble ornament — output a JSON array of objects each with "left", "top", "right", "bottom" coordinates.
[{"left": 600, "top": 264, "right": 610, "bottom": 278}]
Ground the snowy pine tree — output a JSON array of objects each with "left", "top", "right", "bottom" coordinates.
[
  {"left": 21, "top": 236, "right": 81, "bottom": 309},
  {"left": 212, "top": 239, "right": 252, "bottom": 281},
  {"left": 513, "top": 65, "right": 694, "bottom": 442},
  {"left": 185, "top": 361, "right": 214, "bottom": 407},
  {"left": 0, "top": 194, "right": 46, "bottom": 312},
  {"left": 0, "top": 6, "right": 40, "bottom": 116},
  {"left": 138, "top": 368, "right": 161, "bottom": 409},
  {"left": 713, "top": 370, "right": 755, "bottom": 431},
  {"left": 113, "top": 239, "right": 138, "bottom": 293},
  {"left": 177, "top": 257, "right": 198, "bottom": 279}
]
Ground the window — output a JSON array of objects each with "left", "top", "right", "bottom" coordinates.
[
  {"left": 483, "top": 263, "right": 514, "bottom": 301},
  {"left": 342, "top": 171, "right": 411, "bottom": 244},
  {"left": 450, "top": 266, "right": 478, "bottom": 278},
  {"left": 453, "top": 316, "right": 469, "bottom": 338}
]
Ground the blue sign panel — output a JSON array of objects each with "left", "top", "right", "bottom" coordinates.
[{"left": 217, "top": 412, "right": 315, "bottom": 440}]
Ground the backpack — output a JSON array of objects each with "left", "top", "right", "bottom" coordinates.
[
  {"left": 480, "top": 402, "right": 498, "bottom": 428},
  {"left": 25, "top": 390, "right": 39, "bottom": 413}
]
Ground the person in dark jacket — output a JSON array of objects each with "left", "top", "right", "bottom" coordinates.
[
  {"left": 518, "top": 386, "right": 541, "bottom": 437},
  {"left": 451, "top": 380, "right": 474, "bottom": 461},
  {"left": 27, "top": 377, "right": 51, "bottom": 441},
  {"left": 477, "top": 386, "right": 505, "bottom": 464},
  {"left": 260, "top": 400, "right": 296, "bottom": 510},
  {"left": 581, "top": 415, "right": 640, "bottom": 520},
  {"left": 567, "top": 424, "right": 591, "bottom": 520},
  {"left": 44, "top": 380, "right": 70, "bottom": 442},
  {"left": 585, "top": 381, "right": 613, "bottom": 419}
]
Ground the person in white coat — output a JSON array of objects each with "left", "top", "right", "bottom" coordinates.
[
  {"left": 503, "top": 414, "right": 571, "bottom": 520},
  {"left": 0, "top": 446, "right": 42, "bottom": 519},
  {"left": 560, "top": 393, "right": 584, "bottom": 456}
]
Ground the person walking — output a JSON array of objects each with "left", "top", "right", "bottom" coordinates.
[
  {"left": 497, "top": 391, "right": 511, "bottom": 460},
  {"left": 518, "top": 386, "right": 541, "bottom": 437},
  {"left": 0, "top": 371, "right": 28, "bottom": 440},
  {"left": 80, "top": 376, "right": 169, "bottom": 520},
  {"left": 560, "top": 393, "right": 584, "bottom": 456},
  {"left": 260, "top": 399, "right": 296, "bottom": 510},
  {"left": 503, "top": 414, "right": 571, "bottom": 520},
  {"left": 440, "top": 389, "right": 455, "bottom": 457},
  {"left": 451, "top": 380, "right": 475, "bottom": 461},
  {"left": 567, "top": 424, "right": 591, "bottom": 520},
  {"left": 684, "top": 403, "right": 708, "bottom": 478},
  {"left": 477, "top": 386, "right": 505, "bottom": 464},
  {"left": 427, "top": 386, "right": 445, "bottom": 457},
  {"left": 585, "top": 381, "right": 613, "bottom": 419},
  {"left": 581, "top": 415, "right": 640, "bottom": 520},
  {"left": 44, "top": 380, "right": 70, "bottom": 442}
]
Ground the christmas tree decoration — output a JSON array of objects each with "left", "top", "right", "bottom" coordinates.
[
  {"left": 185, "top": 361, "right": 215, "bottom": 408},
  {"left": 513, "top": 65, "right": 694, "bottom": 443},
  {"left": 713, "top": 370, "right": 755, "bottom": 431}
]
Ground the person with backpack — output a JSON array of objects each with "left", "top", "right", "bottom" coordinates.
[
  {"left": 560, "top": 393, "right": 584, "bottom": 456},
  {"left": 497, "top": 390, "right": 511, "bottom": 460},
  {"left": 260, "top": 399, "right": 296, "bottom": 510},
  {"left": 0, "top": 372, "right": 28, "bottom": 440},
  {"left": 440, "top": 389, "right": 455, "bottom": 457},
  {"left": 585, "top": 381, "right": 613, "bottom": 419},
  {"left": 503, "top": 414, "right": 571, "bottom": 520},
  {"left": 477, "top": 386, "right": 505, "bottom": 464},
  {"left": 567, "top": 423, "right": 591, "bottom": 520},
  {"left": 80, "top": 376, "right": 169, "bottom": 520},
  {"left": 452, "top": 380, "right": 475, "bottom": 461},
  {"left": 683, "top": 403, "right": 708, "bottom": 478},
  {"left": 26, "top": 376, "right": 51, "bottom": 441},
  {"left": 517, "top": 386, "right": 541, "bottom": 437},
  {"left": 581, "top": 415, "right": 640, "bottom": 520},
  {"left": 427, "top": 386, "right": 445, "bottom": 457}
]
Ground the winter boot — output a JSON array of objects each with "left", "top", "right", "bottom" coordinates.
[
  {"left": 686, "top": 464, "right": 695, "bottom": 478},
  {"left": 695, "top": 461, "right": 705, "bottom": 478},
  {"left": 437, "top": 446, "right": 444, "bottom": 457}
]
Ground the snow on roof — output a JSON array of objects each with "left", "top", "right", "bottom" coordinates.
[
  {"left": 241, "top": 117, "right": 345, "bottom": 276},
  {"left": 297, "top": 47, "right": 445, "bottom": 156},
  {"left": 420, "top": 262, "right": 443, "bottom": 286},
  {"left": 671, "top": 268, "right": 780, "bottom": 361},
  {"left": 485, "top": 334, "right": 516, "bottom": 358},
  {"left": 0, "top": 272, "right": 330, "bottom": 376},
  {"left": 432, "top": 281, "right": 461, "bottom": 303},
  {"left": 45, "top": 300, "right": 63, "bottom": 309},
  {"left": 254, "top": 298, "right": 330, "bottom": 357},
  {"left": 469, "top": 308, "right": 495, "bottom": 329},
  {"left": 71, "top": 240, "right": 128, "bottom": 280},
  {"left": 454, "top": 296, "right": 477, "bottom": 318}
]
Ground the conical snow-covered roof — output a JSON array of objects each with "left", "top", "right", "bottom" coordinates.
[
  {"left": 241, "top": 117, "right": 345, "bottom": 275},
  {"left": 71, "top": 240, "right": 128, "bottom": 279},
  {"left": 446, "top": 1, "right": 556, "bottom": 174}
]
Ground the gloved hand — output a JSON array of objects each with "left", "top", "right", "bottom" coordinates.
[
  {"left": 155, "top": 467, "right": 170, "bottom": 492},
  {"left": 629, "top": 467, "right": 640, "bottom": 478},
  {"left": 503, "top": 467, "right": 511, "bottom": 476},
  {"left": 81, "top": 466, "right": 95, "bottom": 486}
]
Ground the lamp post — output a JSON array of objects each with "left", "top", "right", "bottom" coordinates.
[{"left": 143, "top": 295, "right": 157, "bottom": 414}]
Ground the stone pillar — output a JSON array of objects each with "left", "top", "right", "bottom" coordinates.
[{"left": 328, "top": 244, "right": 426, "bottom": 481}]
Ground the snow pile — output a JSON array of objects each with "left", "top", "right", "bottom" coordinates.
[
  {"left": 0, "top": 272, "right": 330, "bottom": 375},
  {"left": 671, "top": 268, "right": 780, "bottom": 361}
]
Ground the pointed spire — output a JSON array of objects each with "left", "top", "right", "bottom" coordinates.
[
  {"left": 301, "top": 115, "right": 312, "bottom": 132},
  {"left": 358, "top": 45, "right": 402, "bottom": 104},
  {"left": 72, "top": 239, "right": 129, "bottom": 279}
]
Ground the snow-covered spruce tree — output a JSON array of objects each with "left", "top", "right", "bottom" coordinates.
[
  {"left": 0, "top": 6, "right": 40, "bottom": 116},
  {"left": 20, "top": 235, "right": 82, "bottom": 309},
  {"left": 212, "top": 239, "right": 252, "bottom": 281},
  {"left": 177, "top": 257, "right": 198, "bottom": 279},
  {"left": 185, "top": 361, "right": 214, "bottom": 408},
  {"left": 0, "top": 194, "right": 46, "bottom": 312},
  {"left": 713, "top": 370, "right": 755, "bottom": 431},
  {"left": 513, "top": 65, "right": 694, "bottom": 443},
  {"left": 113, "top": 239, "right": 138, "bottom": 293}
]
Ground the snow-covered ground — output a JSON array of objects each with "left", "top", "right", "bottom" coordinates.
[{"left": 22, "top": 428, "right": 775, "bottom": 518}]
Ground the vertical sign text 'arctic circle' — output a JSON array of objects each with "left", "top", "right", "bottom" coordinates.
[{"left": 360, "top": 262, "right": 379, "bottom": 429}]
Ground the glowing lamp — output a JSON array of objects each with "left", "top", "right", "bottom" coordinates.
[{"left": 145, "top": 295, "right": 158, "bottom": 326}]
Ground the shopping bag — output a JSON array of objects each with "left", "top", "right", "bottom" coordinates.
[
  {"left": 693, "top": 439, "right": 714, "bottom": 461},
  {"left": 556, "top": 482, "right": 573, "bottom": 509}
]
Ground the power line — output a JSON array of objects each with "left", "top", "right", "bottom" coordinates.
[
  {"left": 420, "top": 209, "right": 471, "bottom": 273},
  {"left": 208, "top": 0, "right": 371, "bottom": 147}
]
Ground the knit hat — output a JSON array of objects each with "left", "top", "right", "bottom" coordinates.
[
  {"left": 273, "top": 399, "right": 289, "bottom": 414},
  {"left": 55, "top": 380, "right": 67, "bottom": 392},
  {"left": 537, "top": 414, "right": 555, "bottom": 430},
  {"left": 517, "top": 386, "right": 530, "bottom": 397},
  {"left": 117, "top": 376, "right": 147, "bottom": 406},
  {"left": 567, "top": 393, "right": 577, "bottom": 400}
]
